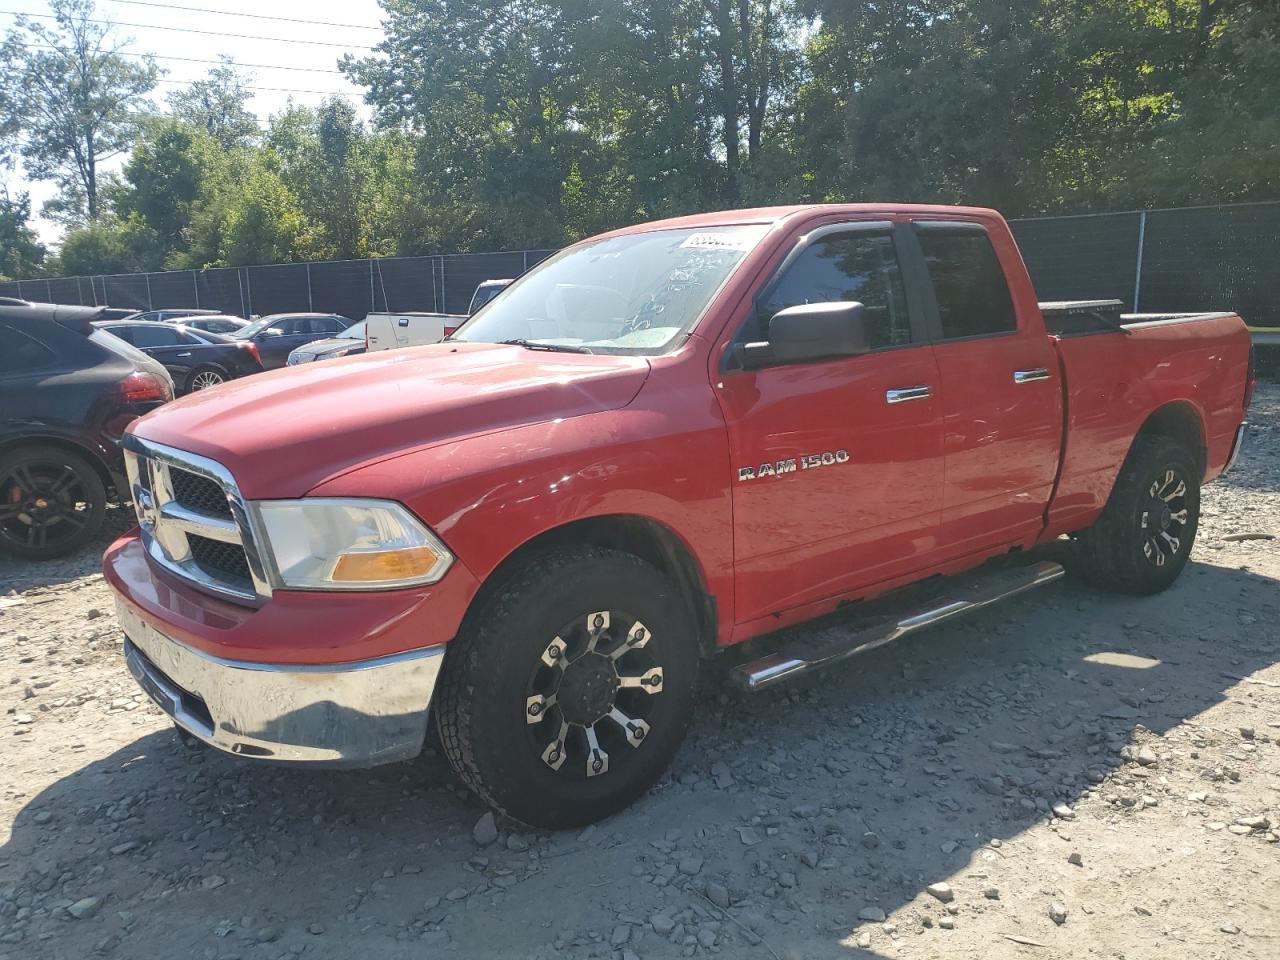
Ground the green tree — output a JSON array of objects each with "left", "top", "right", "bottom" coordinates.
[
  {"left": 0, "top": 188, "right": 47, "bottom": 280},
  {"left": 115, "top": 121, "right": 206, "bottom": 260},
  {"left": 57, "top": 213, "right": 157, "bottom": 275},
  {"left": 268, "top": 100, "right": 373, "bottom": 259},
  {"left": 0, "top": 0, "right": 158, "bottom": 222},
  {"left": 166, "top": 58, "right": 259, "bottom": 150},
  {"left": 217, "top": 165, "right": 319, "bottom": 266}
]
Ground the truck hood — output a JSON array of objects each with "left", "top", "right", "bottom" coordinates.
[{"left": 131, "top": 342, "right": 651, "bottom": 498}]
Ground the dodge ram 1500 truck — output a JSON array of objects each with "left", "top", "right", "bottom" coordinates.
[{"left": 103, "top": 204, "right": 1254, "bottom": 828}]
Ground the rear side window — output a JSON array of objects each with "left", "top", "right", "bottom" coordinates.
[
  {"left": 0, "top": 324, "right": 58, "bottom": 374},
  {"left": 752, "top": 231, "right": 912, "bottom": 349},
  {"left": 916, "top": 227, "right": 1017, "bottom": 339},
  {"left": 128, "top": 325, "right": 183, "bottom": 347}
]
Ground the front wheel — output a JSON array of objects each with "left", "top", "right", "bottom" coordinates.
[
  {"left": 435, "top": 547, "right": 700, "bottom": 829},
  {"left": 1076, "top": 433, "right": 1201, "bottom": 594}
]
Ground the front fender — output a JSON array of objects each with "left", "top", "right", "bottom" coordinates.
[{"left": 308, "top": 374, "right": 735, "bottom": 645}]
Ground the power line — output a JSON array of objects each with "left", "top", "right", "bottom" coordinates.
[
  {"left": 31, "top": 42, "right": 345, "bottom": 74},
  {"left": 0, "top": 10, "right": 376, "bottom": 49},
  {"left": 155, "top": 77, "right": 360, "bottom": 98},
  {"left": 107, "top": 0, "right": 383, "bottom": 32}
]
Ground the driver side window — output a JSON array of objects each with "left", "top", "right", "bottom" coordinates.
[{"left": 746, "top": 231, "right": 912, "bottom": 350}]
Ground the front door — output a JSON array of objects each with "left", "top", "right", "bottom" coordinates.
[{"left": 714, "top": 222, "right": 945, "bottom": 627}]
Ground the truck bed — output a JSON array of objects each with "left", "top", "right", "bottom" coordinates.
[{"left": 1043, "top": 309, "right": 1252, "bottom": 538}]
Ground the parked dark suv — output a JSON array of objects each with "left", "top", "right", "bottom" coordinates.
[
  {"left": 0, "top": 303, "right": 174, "bottom": 559},
  {"left": 230, "top": 313, "right": 354, "bottom": 369}
]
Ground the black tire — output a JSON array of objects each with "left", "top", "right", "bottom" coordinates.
[
  {"left": 185, "top": 365, "right": 227, "bottom": 394},
  {"left": 435, "top": 546, "right": 700, "bottom": 829},
  {"left": 0, "top": 445, "right": 107, "bottom": 560},
  {"left": 1076, "top": 433, "right": 1200, "bottom": 595}
]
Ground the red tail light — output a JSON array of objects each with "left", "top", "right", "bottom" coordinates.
[
  {"left": 111, "top": 371, "right": 172, "bottom": 404},
  {"left": 240, "top": 340, "right": 262, "bottom": 366},
  {"left": 443, "top": 325, "right": 458, "bottom": 338},
  {"left": 1244, "top": 344, "right": 1256, "bottom": 411}
]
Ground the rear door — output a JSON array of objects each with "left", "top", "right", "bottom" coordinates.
[
  {"left": 124, "top": 324, "right": 197, "bottom": 380},
  {"left": 907, "top": 220, "right": 1062, "bottom": 554},
  {"left": 714, "top": 221, "right": 945, "bottom": 625}
]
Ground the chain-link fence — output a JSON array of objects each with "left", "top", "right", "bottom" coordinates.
[
  {"left": 1009, "top": 201, "right": 1280, "bottom": 326},
  {"left": 0, "top": 249, "right": 558, "bottom": 320},
  {"left": 4, "top": 201, "right": 1278, "bottom": 327}
]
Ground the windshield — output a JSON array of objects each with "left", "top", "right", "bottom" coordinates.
[
  {"left": 453, "top": 225, "right": 768, "bottom": 355},
  {"left": 338, "top": 321, "right": 366, "bottom": 340},
  {"left": 232, "top": 316, "right": 279, "bottom": 339}
]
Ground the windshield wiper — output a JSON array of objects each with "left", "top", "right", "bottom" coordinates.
[{"left": 499, "top": 338, "right": 593, "bottom": 354}]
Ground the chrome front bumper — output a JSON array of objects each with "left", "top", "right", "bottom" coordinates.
[{"left": 117, "top": 599, "right": 444, "bottom": 766}]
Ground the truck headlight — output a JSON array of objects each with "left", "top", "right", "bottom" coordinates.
[{"left": 254, "top": 499, "right": 453, "bottom": 590}]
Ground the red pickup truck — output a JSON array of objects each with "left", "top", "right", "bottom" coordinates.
[{"left": 104, "top": 204, "right": 1253, "bottom": 828}]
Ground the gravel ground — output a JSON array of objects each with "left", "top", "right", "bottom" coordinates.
[{"left": 2, "top": 384, "right": 1278, "bottom": 960}]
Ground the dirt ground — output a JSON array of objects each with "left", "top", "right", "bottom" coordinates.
[{"left": 2, "top": 385, "right": 1277, "bottom": 960}]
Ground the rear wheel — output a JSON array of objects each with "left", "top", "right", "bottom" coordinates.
[
  {"left": 1076, "top": 433, "right": 1200, "bottom": 594},
  {"left": 435, "top": 547, "right": 700, "bottom": 828},
  {"left": 0, "top": 446, "right": 107, "bottom": 560},
  {"left": 186, "top": 366, "right": 227, "bottom": 393}
]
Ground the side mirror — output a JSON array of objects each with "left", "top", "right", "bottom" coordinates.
[
  {"left": 258, "top": 327, "right": 284, "bottom": 339},
  {"left": 735, "top": 301, "right": 869, "bottom": 371}
]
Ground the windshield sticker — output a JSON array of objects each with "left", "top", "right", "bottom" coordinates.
[{"left": 679, "top": 232, "right": 755, "bottom": 252}]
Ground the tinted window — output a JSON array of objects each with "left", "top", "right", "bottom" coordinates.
[
  {"left": 752, "top": 231, "right": 911, "bottom": 349},
  {"left": 0, "top": 325, "right": 58, "bottom": 374},
  {"left": 916, "top": 228, "right": 1017, "bottom": 339},
  {"left": 127, "top": 325, "right": 183, "bottom": 347}
]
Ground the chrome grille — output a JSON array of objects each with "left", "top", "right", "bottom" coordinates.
[{"left": 123, "top": 437, "right": 271, "bottom": 604}]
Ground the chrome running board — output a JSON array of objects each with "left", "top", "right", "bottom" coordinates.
[{"left": 732, "top": 560, "right": 1065, "bottom": 692}]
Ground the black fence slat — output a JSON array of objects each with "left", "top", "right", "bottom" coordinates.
[
  {"left": 1010, "top": 213, "right": 1143, "bottom": 309},
  {"left": 1138, "top": 205, "right": 1280, "bottom": 327},
  {"left": 244, "top": 263, "right": 310, "bottom": 318}
]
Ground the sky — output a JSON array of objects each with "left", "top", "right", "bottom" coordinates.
[{"left": 2, "top": 0, "right": 389, "bottom": 246}]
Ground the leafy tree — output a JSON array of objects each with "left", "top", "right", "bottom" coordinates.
[
  {"left": 166, "top": 58, "right": 259, "bottom": 150},
  {"left": 0, "top": 188, "right": 47, "bottom": 280},
  {"left": 217, "top": 165, "right": 320, "bottom": 266},
  {"left": 0, "top": 0, "right": 158, "bottom": 222},
  {"left": 58, "top": 213, "right": 157, "bottom": 275},
  {"left": 115, "top": 120, "right": 218, "bottom": 263}
]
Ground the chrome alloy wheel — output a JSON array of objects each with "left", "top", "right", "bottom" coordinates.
[
  {"left": 525, "top": 611, "right": 665, "bottom": 779},
  {"left": 190, "top": 369, "right": 225, "bottom": 391},
  {"left": 1140, "top": 468, "right": 1190, "bottom": 567}
]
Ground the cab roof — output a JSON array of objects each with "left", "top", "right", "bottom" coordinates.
[{"left": 592, "top": 203, "right": 1002, "bottom": 241}]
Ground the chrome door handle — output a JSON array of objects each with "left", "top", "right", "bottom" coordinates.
[
  {"left": 177, "top": 352, "right": 192, "bottom": 357},
  {"left": 886, "top": 386, "right": 932, "bottom": 404},
  {"left": 1013, "top": 368, "right": 1051, "bottom": 384}
]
